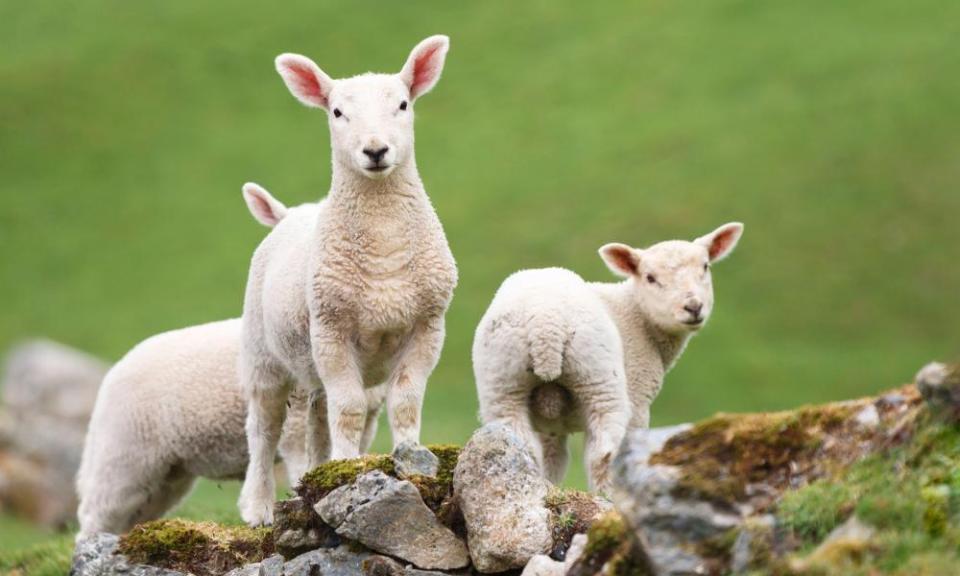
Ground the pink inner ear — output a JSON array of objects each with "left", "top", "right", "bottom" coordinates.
[
  {"left": 286, "top": 62, "right": 327, "bottom": 107},
  {"left": 607, "top": 247, "right": 638, "bottom": 274},
  {"left": 250, "top": 194, "right": 277, "bottom": 225},
  {"left": 710, "top": 229, "right": 736, "bottom": 260},
  {"left": 411, "top": 44, "right": 441, "bottom": 96}
]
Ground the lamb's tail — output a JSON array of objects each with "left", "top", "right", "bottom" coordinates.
[{"left": 527, "top": 310, "right": 569, "bottom": 382}]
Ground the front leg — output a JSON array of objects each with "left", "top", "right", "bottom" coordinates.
[
  {"left": 311, "top": 322, "right": 367, "bottom": 461},
  {"left": 386, "top": 315, "right": 445, "bottom": 449}
]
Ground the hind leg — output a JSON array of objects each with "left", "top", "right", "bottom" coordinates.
[
  {"left": 581, "top": 393, "right": 629, "bottom": 493},
  {"left": 131, "top": 470, "right": 196, "bottom": 526},
  {"left": 77, "top": 457, "right": 179, "bottom": 538},
  {"left": 538, "top": 432, "right": 569, "bottom": 485}
]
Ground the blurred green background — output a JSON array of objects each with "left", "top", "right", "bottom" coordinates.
[{"left": 1, "top": 0, "right": 959, "bottom": 563}]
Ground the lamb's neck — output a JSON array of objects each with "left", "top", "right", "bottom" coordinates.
[
  {"left": 589, "top": 280, "right": 692, "bottom": 373},
  {"left": 328, "top": 160, "right": 427, "bottom": 209}
]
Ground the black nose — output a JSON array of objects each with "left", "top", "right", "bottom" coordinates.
[
  {"left": 363, "top": 146, "right": 389, "bottom": 164},
  {"left": 684, "top": 302, "right": 703, "bottom": 317}
]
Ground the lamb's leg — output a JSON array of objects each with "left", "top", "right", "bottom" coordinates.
[
  {"left": 385, "top": 316, "right": 445, "bottom": 448},
  {"left": 538, "top": 432, "right": 570, "bottom": 485},
  {"left": 305, "top": 386, "right": 331, "bottom": 468},
  {"left": 77, "top": 457, "right": 172, "bottom": 539},
  {"left": 239, "top": 361, "right": 290, "bottom": 526},
  {"left": 131, "top": 470, "right": 196, "bottom": 526},
  {"left": 582, "top": 390, "right": 630, "bottom": 494},
  {"left": 312, "top": 331, "right": 367, "bottom": 460}
]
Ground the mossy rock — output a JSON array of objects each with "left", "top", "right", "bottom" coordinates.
[
  {"left": 118, "top": 519, "right": 273, "bottom": 576},
  {"left": 650, "top": 402, "right": 861, "bottom": 507},
  {"left": 296, "top": 444, "right": 460, "bottom": 509}
]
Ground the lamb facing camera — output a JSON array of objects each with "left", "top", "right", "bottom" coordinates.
[
  {"left": 238, "top": 36, "right": 457, "bottom": 526},
  {"left": 472, "top": 223, "right": 743, "bottom": 492}
]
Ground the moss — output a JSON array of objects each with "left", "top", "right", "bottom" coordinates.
[
  {"left": 651, "top": 403, "right": 857, "bottom": 507},
  {"left": 295, "top": 444, "right": 460, "bottom": 509},
  {"left": 767, "top": 416, "right": 960, "bottom": 575},
  {"left": 296, "top": 454, "right": 397, "bottom": 505},
  {"left": 118, "top": 519, "right": 273, "bottom": 576},
  {"left": 567, "top": 511, "right": 654, "bottom": 576},
  {"left": 544, "top": 487, "right": 609, "bottom": 560}
]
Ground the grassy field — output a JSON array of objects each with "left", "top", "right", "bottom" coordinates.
[{"left": 1, "top": 0, "right": 959, "bottom": 563}]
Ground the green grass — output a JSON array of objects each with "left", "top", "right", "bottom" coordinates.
[{"left": 1, "top": 0, "right": 959, "bottom": 562}]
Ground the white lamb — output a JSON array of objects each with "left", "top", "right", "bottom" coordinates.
[
  {"left": 472, "top": 223, "right": 744, "bottom": 491},
  {"left": 238, "top": 36, "right": 457, "bottom": 526},
  {"left": 75, "top": 184, "right": 385, "bottom": 539}
]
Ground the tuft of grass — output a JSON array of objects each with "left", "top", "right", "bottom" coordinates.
[
  {"left": 0, "top": 536, "right": 74, "bottom": 576},
  {"left": 775, "top": 416, "right": 960, "bottom": 573}
]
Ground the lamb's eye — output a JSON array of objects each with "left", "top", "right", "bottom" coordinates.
[
  {"left": 399, "top": 100, "right": 408, "bottom": 111},
  {"left": 333, "top": 108, "right": 343, "bottom": 118},
  {"left": 646, "top": 274, "right": 657, "bottom": 284},
  {"left": 704, "top": 263, "right": 710, "bottom": 272}
]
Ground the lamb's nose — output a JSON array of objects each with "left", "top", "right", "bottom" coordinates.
[
  {"left": 684, "top": 301, "right": 703, "bottom": 317},
  {"left": 363, "top": 146, "right": 389, "bottom": 164}
]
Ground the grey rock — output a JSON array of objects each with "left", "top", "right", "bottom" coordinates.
[
  {"left": 729, "top": 515, "right": 775, "bottom": 574},
  {"left": 70, "top": 533, "right": 186, "bottom": 576},
  {"left": 283, "top": 545, "right": 371, "bottom": 576},
  {"left": 316, "top": 470, "right": 469, "bottom": 570},
  {"left": 522, "top": 533, "right": 589, "bottom": 576},
  {"left": 916, "top": 361, "right": 960, "bottom": 418},
  {"left": 1, "top": 340, "right": 109, "bottom": 528},
  {"left": 454, "top": 422, "right": 553, "bottom": 573},
  {"left": 361, "top": 555, "right": 456, "bottom": 576},
  {"left": 616, "top": 424, "right": 692, "bottom": 467},
  {"left": 392, "top": 441, "right": 440, "bottom": 478},
  {"left": 272, "top": 497, "right": 339, "bottom": 558},
  {"left": 613, "top": 428, "right": 743, "bottom": 576},
  {"left": 853, "top": 404, "right": 880, "bottom": 428}
]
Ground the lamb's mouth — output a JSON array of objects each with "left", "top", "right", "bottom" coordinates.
[
  {"left": 682, "top": 318, "right": 705, "bottom": 327},
  {"left": 365, "top": 165, "right": 389, "bottom": 173}
]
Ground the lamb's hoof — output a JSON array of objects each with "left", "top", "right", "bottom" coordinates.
[
  {"left": 239, "top": 496, "right": 275, "bottom": 527},
  {"left": 392, "top": 442, "right": 439, "bottom": 478}
]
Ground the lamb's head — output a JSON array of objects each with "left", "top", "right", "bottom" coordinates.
[
  {"left": 274, "top": 35, "right": 449, "bottom": 180},
  {"left": 599, "top": 222, "right": 744, "bottom": 334}
]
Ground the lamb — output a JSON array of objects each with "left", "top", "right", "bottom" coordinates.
[
  {"left": 238, "top": 36, "right": 457, "bottom": 526},
  {"left": 75, "top": 184, "right": 385, "bottom": 539},
  {"left": 472, "top": 223, "right": 744, "bottom": 491}
]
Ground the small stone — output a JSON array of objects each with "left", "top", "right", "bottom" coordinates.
[
  {"left": 454, "top": 422, "right": 553, "bottom": 573},
  {"left": 362, "top": 555, "right": 405, "bottom": 576},
  {"left": 520, "top": 555, "right": 565, "bottom": 576},
  {"left": 392, "top": 442, "right": 440, "bottom": 478},
  {"left": 916, "top": 362, "right": 960, "bottom": 419},
  {"left": 259, "top": 554, "right": 285, "bottom": 576},
  {"left": 316, "top": 470, "right": 469, "bottom": 570},
  {"left": 853, "top": 404, "right": 880, "bottom": 429},
  {"left": 283, "top": 545, "right": 371, "bottom": 576},
  {"left": 70, "top": 533, "right": 187, "bottom": 576}
]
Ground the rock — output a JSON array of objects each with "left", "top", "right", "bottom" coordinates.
[
  {"left": 852, "top": 404, "right": 880, "bottom": 428},
  {"left": 612, "top": 429, "right": 743, "bottom": 575},
  {"left": 916, "top": 361, "right": 960, "bottom": 419},
  {"left": 272, "top": 497, "right": 339, "bottom": 558},
  {"left": 282, "top": 545, "right": 371, "bottom": 576},
  {"left": 392, "top": 441, "right": 440, "bottom": 478},
  {"left": 316, "top": 470, "right": 469, "bottom": 570},
  {"left": 454, "top": 422, "right": 553, "bottom": 573},
  {"left": 1, "top": 340, "right": 109, "bottom": 528},
  {"left": 70, "top": 533, "right": 187, "bottom": 576},
  {"left": 729, "top": 514, "right": 776, "bottom": 574},
  {"left": 617, "top": 424, "right": 692, "bottom": 466},
  {"left": 361, "top": 555, "right": 455, "bottom": 576},
  {"left": 521, "top": 533, "right": 590, "bottom": 576},
  {"left": 788, "top": 516, "right": 875, "bottom": 573}
]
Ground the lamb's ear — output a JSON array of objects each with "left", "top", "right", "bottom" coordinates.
[
  {"left": 695, "top": 222, "right": 744, "bottom": 262},
  {"left": 399, "top": 35, "right": 449, "bottom": 101},
  {"left": 599, "top": 243, "right": 642, "bottom": 278},
  {"left": 242, "top": 183, "right": 287, "bottom": 228},
  {"left": 275, "top": 54, "right": 334, "bottom": 109}
]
